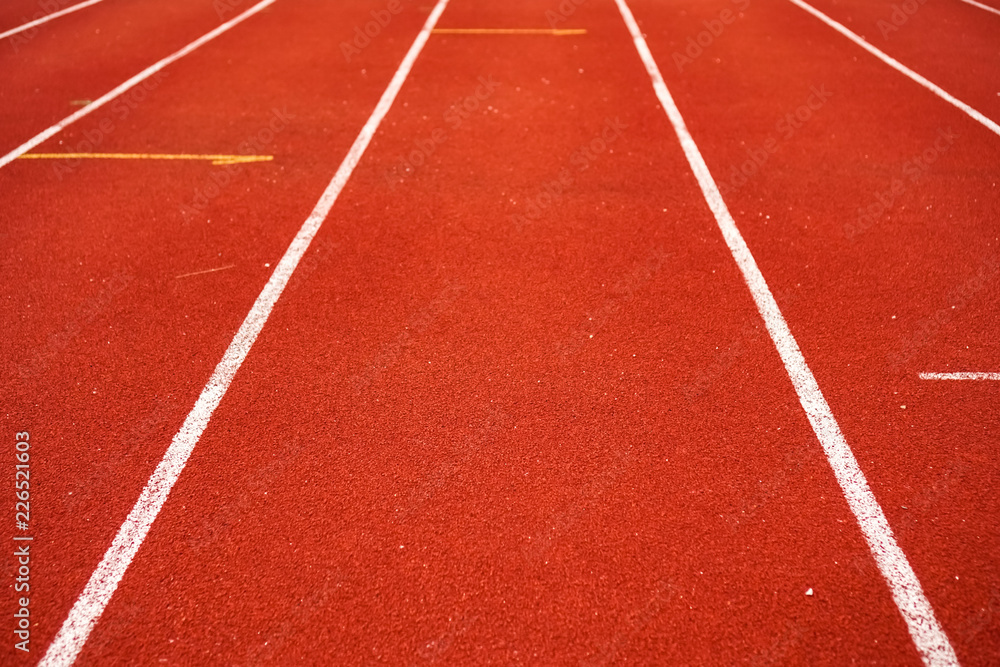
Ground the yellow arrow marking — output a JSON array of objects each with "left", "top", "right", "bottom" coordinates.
[
  {"left": 18, "top": 153, "right": 273, "bottom": 166},
  {"left": 432, "top": 28, "right": 587, "bottom": 35}
]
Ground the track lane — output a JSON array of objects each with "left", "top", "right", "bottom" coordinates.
[
  {"left": 1, "top": 0, "right": 444, "bottom": 662},
  {"left": 626, "top": 0, "right": 1000, "bottom": 662},
  {"left": 615, "top": 0, "right": 959, "bottom": 662}
]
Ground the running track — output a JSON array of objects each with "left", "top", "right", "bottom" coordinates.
[{"left": 1, "top": 0, "right": 998, "bottom": 664}]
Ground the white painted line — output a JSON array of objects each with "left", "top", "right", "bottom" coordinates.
[
  {"left": 38, "top": 0, "right": 451, "bottom": 664},
  {"left": 611, "top": 1, "right": 959, "bottom": 666},
  {"left": 0, "top": 0, "right": 277, "bottom": 171},
  {"left": 920, "top": 372, "right": 1000, "bottom": 380},
  {"left": 785, "top": 0, "right": 1000, "bottom": 139},
  {"left": 0, "top": 0, "right": 104, "bottom": 42},
  {"left": 958, "top": 0, "right": 1000, "bottom": 17}
]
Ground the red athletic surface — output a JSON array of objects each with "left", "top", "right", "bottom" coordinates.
[{"left": 1, "top": 0, "right": 998, "bottom": 664}]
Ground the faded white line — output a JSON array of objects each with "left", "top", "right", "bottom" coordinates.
[
  {"left": 174, "top": 264, "right": 236, "bottom": 279},
  {"left": 0, "top": 0, "right": 276, "bottom": 171},
  {"left": 958, "top": 0, "right": 1000, "bottom": 17},
  {"left": 38, "top": 0, "right": 451, "bottom": 665},
  {"left": 611, "top": 1, "right": 959, "bottom": 665},
  {"left": 920, "top": 372, "right": 1000, "bottom": 380},
  {"left": 786, "top": 0, "right": 1000, "bottom": 139},
  {"left": 0, "top": 0, "right": 104, "bottom": 42}
]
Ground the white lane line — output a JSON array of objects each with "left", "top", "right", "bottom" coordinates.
[
  {"left": 0, "top": 0, "right": 104, "bottom": 42},
  {"left": 920, "top": 372, "right": 1000, "bottom": 380},
  {"left": 0, "top": 0, "right": 277, "bottom": 171},
  {"left": 785, "top": 0, "right": 1000, "bottom": 139},
  {"left": 38, "top": 1, "right": 451, "bottom": 664},
  {"left": 611, "top": 1, "right": 959, "bottom": 666},
  {"left": 958, "top": 0, "right": 1000, "bottom": 17}
]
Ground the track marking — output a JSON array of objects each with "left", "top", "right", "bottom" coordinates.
[
  {"left": 920, "top": 372, "right": 1000, "bottom": 380},
  {"left": 0, "top": 0, "right": 277, "bottom": 171},
  {"left": 0, "top": 0, "right": 104, "bottom": 42},
  {"left": 786, "top": 0, "right": 1000, "bottom": 139},
  {"left": 611, "top": 1, "right": 959, "bottom": 665},
  {"left": 175, "top": 265, "right": 237, "bottom": 280},
  {"left": 958, "top": 0, "right": 1000, "bottom": 16},
  {"left": 38, "top": 0, "right": 451, "bottom": 665},
  {"left": 432, "top": 28, "right": 586, "bottom": 35},
  {"left": 19, "top": 152, "right": 272, "bottom": 165}
]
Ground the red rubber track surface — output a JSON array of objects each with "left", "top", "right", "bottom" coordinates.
[
  {"left": 801, "top": 0, "right": 1000, "bottom": 122},
  {"left": 1, "top": 0, "right": 432, "bottom": 662},
  {"left": 629, "top": 0, "right": 1000, "bottom": 662},
  {"left": 1, "top": 0, "right": 997, "bottom": 664},
  {"left": 0, "top": 0, "right": 270, "bottom": 151}
]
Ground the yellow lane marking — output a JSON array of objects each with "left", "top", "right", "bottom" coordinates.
[
  {"left": 432, "top": 28, "right": 587, "bottom": 35},
  {"left": 18, "top": 153, "right": 272, "bottom": 166},
  {"left": 175, "top": 264, "right": 236, "bottom": 280}
]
